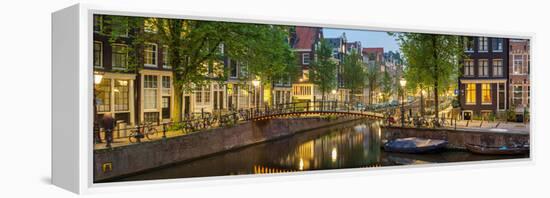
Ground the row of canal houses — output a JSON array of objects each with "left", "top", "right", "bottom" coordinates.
[
  {"left": 458, "top": 37, "right": 530, "bottom": 120},
  {"left": 92, "top": 16, "right": 385, "bottom": 127}
]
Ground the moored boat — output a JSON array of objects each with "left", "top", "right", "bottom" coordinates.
[
  {"left": 465, "top": 144, "right": 529, "bottom": 155},
  {"left": 383, "top": 137, "right": 448, "bottom": 154}
]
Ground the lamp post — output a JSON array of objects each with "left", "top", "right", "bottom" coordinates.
[
  {"left": 252, "top": 79, "right": 260, "bottom": 109},
  {"left": 93, "top": 72, "right": 103, "bottom": 143},
  {"left": 400, "top": 78, "right": 407, "bottom": 127}
]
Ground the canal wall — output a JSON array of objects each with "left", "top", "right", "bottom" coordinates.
[
  {"left": 94, "top": 116, "right": 360, "bottom": 182},
  {"left": 382, "top": 127, "right": 529, "bottom": 149}
]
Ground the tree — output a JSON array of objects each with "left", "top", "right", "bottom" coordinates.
[
  {"left": 392, "top": 32, "right": 463, "bottom": 119},
  {"left": 380, "top": 70, "right": 393, "bottom": 103},
  {"left": 106, "top": 15, "right": 296, "bottom": 122},
  {"left": 310, "top": 38, "right": 338, "bottom": 100},
  {"left": 365, "top": 62, "right": 380, "bottom": 105},
  {"left": 342, "top": 49, "right": 366, "bottom": 105}
]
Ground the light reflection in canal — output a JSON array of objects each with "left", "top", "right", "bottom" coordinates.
[{"left": 115, "top": 119, "right": 527, "bottom": 182}]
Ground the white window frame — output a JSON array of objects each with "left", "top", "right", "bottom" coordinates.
[
  {"left": 464, "top": 59, "right": 474, "bottom": 76},
  {"left": 144, "top": 43, "right": 158, "bottom": 67},
  {"left": 162, "top": 45, "right": 171, "bottom": 69},
  {"left": 144, "top": 75, "right": 159, "bottom": 110},
  {"left": 478, "top": 59, "right": 488, "bottom": 77},
  {"left": 111, "top": 43, "right": 129, "bottom": 70},
  {"left": 464, "top": 37, "right": 474, "bottom": 52},
  {"left": 478, "top": 37, "right": 488, "bottom": 52},
  {"left": 492, "top": 38, "right": 503, "bottom": 52},
  {"left": 93, "top": 41, "right": 103, "bottom": 68},
  {"left": 513, "top": 55, "right": 525, "bottom": 75},
  {"left": 302, "top": 53, "right": 310, "bottom": 65},
  {"left": 492, "top": 59, "right": 503, "bottom": 77}
]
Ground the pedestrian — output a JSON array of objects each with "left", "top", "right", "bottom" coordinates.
[{"left": 102, "top": 112, "right": 115, "bottom": 148}]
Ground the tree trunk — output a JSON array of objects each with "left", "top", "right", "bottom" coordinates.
[
  {"left": 420, "top": 86, "right": 425, "bottom": 116},
  {"left": 173, "top": 84, "right": 183, "bottom": 122},
  {"left": 432, "top": 36, "right": 439, "bottom": 119}
]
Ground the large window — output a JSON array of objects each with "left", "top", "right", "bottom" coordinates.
[
  {"left": 464, "top": 37, "right": 474, "bottom": 52},
  {"left": 93, "top": 41, "right": 102, "bottom": 68},
  {"left": 144, "top": 75, "right": 158, "bottom": 110},
  {"left": 302, "top": 53, "right": 310, "bottom": 65},
  {"left": 230, "top": 59, "right": 238, "bottom": 78},
  {"left": 513, "top": 55, "right": 525, "bottom": 75},
  {"left": 465, "top": 84, "right": 476, "bottom": 105},
  {"left": 478, "top": 59, "right": 488, "bottom": 77},
  {"left": 493, "top": 59, "right": 503, "bottom": 77},
  {"left": 95, "top": 79, "right": 111, "bottom": 112},
  {"left": 492, "top": 38, "right": 503, "bottom": 52},
  {"left": 464, "top": 59, "right": 474, "bottom": 76},
  {"left": 481, "top": 83, "right": 491, "bottom": 104},
  {"left": 162, "top": 76, "right": 171, "bottom": 95},
  {"left": 478, "top": 37, "right": 488, "bottom": 52},
  {"left": 112, "top": 44, "right": 128, "bottom": 69},
  {"left": 144, "top": 43, "right": 158, "bottom": 67},
  {"left": 513, "top": 85, "right": 523, "bottom": 106},
  {"left": 114, "top": 80, "right": 129, "bottom": 111},
  {"left": 162, "top": 45, "right": 170, "bottom": 68}
]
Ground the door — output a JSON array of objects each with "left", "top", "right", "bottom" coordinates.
[
  {"left": 184, "top": 96, "right": 191, "bottom": 116},
  {"left": 162, "top": 96, "right": 170, "bottom": 119},
  {"left": 218, "top": 91, "right": 224, "bottom": 110}
]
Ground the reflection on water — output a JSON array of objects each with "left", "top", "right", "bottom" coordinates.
[{"left": 116, "top": 120, "right": 528, "bottom": 182}]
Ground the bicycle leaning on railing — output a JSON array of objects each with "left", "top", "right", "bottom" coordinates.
[{"left": 128, "top": 122, "right": 158, "bottom": 143}]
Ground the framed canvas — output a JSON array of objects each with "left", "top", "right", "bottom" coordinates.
[{"left": 52, "top": 3, "right": 534, "bottom": 194}]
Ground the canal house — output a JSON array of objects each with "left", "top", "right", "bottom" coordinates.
[{"left": 458, "top": 36, "right": 509, "bottom": 120}]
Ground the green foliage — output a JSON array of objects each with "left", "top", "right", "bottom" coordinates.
[
  {"left": 381, "top": 70, "right": 393, "bottom": 102},
  {"left": 342, "top": 49, "right": 366, "bottom": 98},
  {"left": 310, "top": 38, "right": 338, "bottom": 99},
  {"left": 365, "top": 62, "right": 380, "bottom": 104},
  {"left": 391, "top": 32, "right": 464, "bottom": 118}
]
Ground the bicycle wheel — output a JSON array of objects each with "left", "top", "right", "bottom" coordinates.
[
  {"left": 144, "top": 127, "right": 157, "bottom": 140},
  {"left": 128, "top": 131, "right": 136, "bottom": 143}
]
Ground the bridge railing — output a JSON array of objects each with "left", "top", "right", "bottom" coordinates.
[{"left": 94, "top": 100, "right": 386, "bottom": 147}]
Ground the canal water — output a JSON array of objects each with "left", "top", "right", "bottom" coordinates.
[{"left": 117, "top": 119, "right": 528, "bottom": 182}]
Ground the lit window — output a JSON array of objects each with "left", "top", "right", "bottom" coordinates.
[
  {"left": 95, "top": 79, "right": 111, "bottom": 112},
  {"left": 112, "top": 44, "right": 128, "bottom": 69},
  {"left": 114, "top": 80, "right": 129, "bottom": 111},
  {"left": 481, "top": 83, "right": 491, "bottom": 104},
  {"left": 144, "top": 43, "right": 158, "bottom": 67},
  {"left": 465, "top": 84, "right": 476, "bottom": 105}
]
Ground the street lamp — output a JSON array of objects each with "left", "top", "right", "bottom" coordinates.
[{"left": 399, "top": 78, "right": 407, "bottom": 127}]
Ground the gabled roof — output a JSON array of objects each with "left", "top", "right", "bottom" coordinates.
[
  {"left": 293, "top": 26, "right": 321, "bottom": 49},
  {"left": 362, "top": 47, "right": 384, "bottom": 55}
]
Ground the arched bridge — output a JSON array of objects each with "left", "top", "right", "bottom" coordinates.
[{"left": 235, "top": 100, "right": 385, "bottom": 121}]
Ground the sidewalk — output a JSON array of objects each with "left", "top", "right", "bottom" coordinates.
[
  {"left": 94, "top": 128, "right": 188, "bottom": 150},
  {"left": 450, "top": 120, "right": 529, "bottom": 134}
]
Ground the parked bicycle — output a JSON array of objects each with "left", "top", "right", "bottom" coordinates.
[{"left": 128, "top": 122, "right": 158, "bottom": 143}]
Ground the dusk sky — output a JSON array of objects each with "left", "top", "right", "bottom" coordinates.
[{"left": 323, "top": 28, "right": 401, "bottom": 53}]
